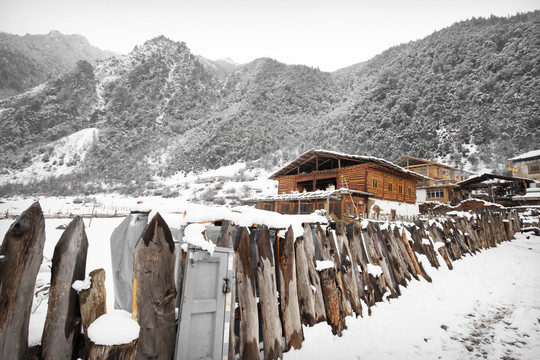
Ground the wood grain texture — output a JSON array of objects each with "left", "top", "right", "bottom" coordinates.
[
  {"left": 0, "top": 202, "right": 45, "bottom": 360},
  {"left": 42, "top": 216, "right": 88, "bottom": 360},
  {"left": 132, "top": 213, "right": 176, "bottom": 360}
]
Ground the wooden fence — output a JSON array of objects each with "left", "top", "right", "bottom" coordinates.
[{"left": 0, "top": 202, "right": 522, "bottom": 359}]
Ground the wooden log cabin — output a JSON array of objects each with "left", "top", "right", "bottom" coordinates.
[{"left": 254, "top": 150, "right": 429, "bottom": 220}]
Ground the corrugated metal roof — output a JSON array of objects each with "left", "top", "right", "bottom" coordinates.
[{"left": 269, "top": 149, "right": 431, "bottom": 181}]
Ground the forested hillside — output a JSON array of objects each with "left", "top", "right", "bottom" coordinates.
[
  {"left": 0, "top": 11, "right": 538, "bottom": 195},
  {"left": 0, "top": 31, "right": 114, "bottom": 99}
]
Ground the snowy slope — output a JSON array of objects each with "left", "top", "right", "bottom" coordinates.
[{"left": 0, "top": 128, "right": 98, "bottom": 185}]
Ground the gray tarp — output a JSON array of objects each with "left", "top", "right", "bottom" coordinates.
[{"left": 110, "top": 212, "right": 148, "bottom": 311}]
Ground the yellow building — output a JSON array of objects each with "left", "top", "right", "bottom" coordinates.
[
  {"left": 394, "top": 155, "right": 472, "bottom": 205},
  {"left": 509, "top": 150, "right": 540, "bottom": 181}
]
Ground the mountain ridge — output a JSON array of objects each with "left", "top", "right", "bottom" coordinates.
[{"left": 0, "top": 11, "right": 539, "bottom": 195}]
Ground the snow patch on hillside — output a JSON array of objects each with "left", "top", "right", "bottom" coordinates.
[{"left": 0, "top": 128, "right": 98, "bottom": 185}]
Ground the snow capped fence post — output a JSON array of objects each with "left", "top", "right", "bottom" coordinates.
[
  {"left": 0, "top": 202, "right": 45, "bottom": 360},
  {"left": 234, "top": 227, "right": 260, "bottom": 360},
  {"left": 313, "top": 225, "right": 345, "bottom": 335},
  {"left": 77, "top": 268, "right": 107, "bottom": 355},
  {"left": 256, "top": 225, "right": 283, "bottom": 360},
  {"left": 278, "top": 226, "right": 304, "bottom": 351},
  {"left": 86, "top": 312, "right": 139, "bottom": 360},
  {"left": 42, "top": 216, "right": 88, "bottom": 360},
  {"left": 132, "top": 213, "right": 176, "bottom": 360}
]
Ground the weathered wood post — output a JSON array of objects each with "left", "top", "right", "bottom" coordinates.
[
  {"left": 132, "top": 213, "right": 176, "bottom": 360},
  {"left": 399, "top": 227, "right": 431, "bottom": 282},
  {"left": 327, "top": 230, "right": 352, "bottom": 317},
  {"left": 0, "top": 202, "right": 46, "bottom": 360},
  {"left": 42, "top": 216, "right": 88, "bottom": 360},
  {"left": 216, "top": 220, "right": 236, "bottom": 360},
  {"left": 235, "top": 227, "right": 260, "bottom": 360},
  {"left": 335, "top": 222, "right": 362, "bottom": 317},
  {"left": 295, "top": 234, "right": 319, "bottom": 326},
  {"left": 313, "top": 225, "right": 346, "bottom": 334},
  {"left": 301, "top": 224, "right": 326, "bottom": 324},
  {"left": 256, "top": 225, "right": 282, "bottom": 360},
  {"left": 278, "top": 226, "right": 303, "bottom": 351},
  {"left": 346, "top": 222, "right": 373, "bottom": 309},
  {"left": 77, "top": 268, "right": 107, "bottom": 357}
]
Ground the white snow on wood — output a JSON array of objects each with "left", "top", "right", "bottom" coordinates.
[
  {"left": 311, "top": 285, "right": 317, "bottom": 294},
  {"left": 182, "top": 223, "right": 215, "bottom": 255},
  {"left": 428, "top": 219, "right": 445, "bottom": 232},
  {"left": 71, "top": 276, "right": 91, "bottom": 293},
  {"left": 433, "top": 241, "right": 446, "bottom": 249},
  {"left": 422, "top": 238, "right": 431, "bottom": 246},
  {"left": 316, "top": 260, "right": 334, "bottom": 271},
  {"left": 87, "top": 310, "right": 140, "bottom": 346},
  {"left": 367, "top": 263, "right": 383, "bottom": 277}
]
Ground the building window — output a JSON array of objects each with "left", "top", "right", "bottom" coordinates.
[
  {"left": 419, "top": 168, "right": 427, "bottom": 175},
  {"left": 263, "top": 204, "right": 272, "bottom": 211},
  {"left": 398, "top": 185, "right": 403, "bottom": 194},
  {"left": 427, "top": 189, "right": 445, "bottom": 199},
  {"left": 529, "top": 164, "right": 540, "bottom": 174},
  {"left": 388, "top": 183, "right": 393, "bottom": 191},
  {"left": 300, "top": 203, "right": 313, "bottom": 214},
  {"left": 281, "top": 204, "right": 290, "bottom": 214},
  {"left": 329, "top": 201, "right": 341, "bottom": 215},
  {"left": 373, "top": 179, "right": 378, "bottom": 188},
  {"left": 408, "top": 188, "right": 412, "bottom": 196}
]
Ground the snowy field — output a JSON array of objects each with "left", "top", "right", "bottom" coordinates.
[
  {"left": 288, "top": 232, "right": 540, "bottom": 360},
  {"left": 0, "top": 200, "right": 539, "bottom": 358}
]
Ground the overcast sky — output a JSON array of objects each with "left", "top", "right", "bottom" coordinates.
[{"left": 1, "top": 0, "right": 538, "bottom": 71}]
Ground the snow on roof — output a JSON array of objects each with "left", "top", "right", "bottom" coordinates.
[
  {"left": 252, "top": 188, "right": 373, "bottom": 201},
  {"left": 509, "top": 149, "right": 540, "bottom": 162},
  {"left": 270, "top": 149, "right": 431, "bottom": 181},
  {"left": 457, "top": 173, "right": 534, "bottom": 186}
]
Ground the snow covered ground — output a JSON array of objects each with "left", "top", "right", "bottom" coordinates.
[
  {"left": 1, "top": 199, "right": 539, "bottom": 358},
  {"left": 288, "top": 232, "right": 540, "bottom": 360}
]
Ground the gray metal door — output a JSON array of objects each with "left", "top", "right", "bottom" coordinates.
[{"left": 175, "top": 246, "right": 234, "bottom": 360}]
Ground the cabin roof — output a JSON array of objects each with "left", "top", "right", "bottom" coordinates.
[
  {"left": 270, "top": 149, "right": 430, "bottom": 181},
  {"left": 457, "top": 173, "right": 535, "bottom": 186},
  {"left": 393, "top": 154, "right": 470, "bottom": 173},
  {"left": 508, "top": 149, "right": 540, "bottom": 162},
  {"left": 254, "top": 188, "right": 373, "bottom": 202}
]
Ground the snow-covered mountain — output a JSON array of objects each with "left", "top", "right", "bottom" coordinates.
[{"left": 0, "top": 11, "right": 539, "bottom": 196}]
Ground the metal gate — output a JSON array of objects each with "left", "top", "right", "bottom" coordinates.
[{"left": 175, "top": 246, "right": 234, "bottom": 360}]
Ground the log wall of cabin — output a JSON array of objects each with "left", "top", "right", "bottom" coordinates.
[
  {"left": 278, "top": 175, "right": 297, "bottom": 194},
  {"left": 365, "top": 165, "right": 417, "bottom": 204}
]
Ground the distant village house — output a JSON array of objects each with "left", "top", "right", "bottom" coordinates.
[{"left": 394, "top": 155, "right": 472, "bottom": 205}]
